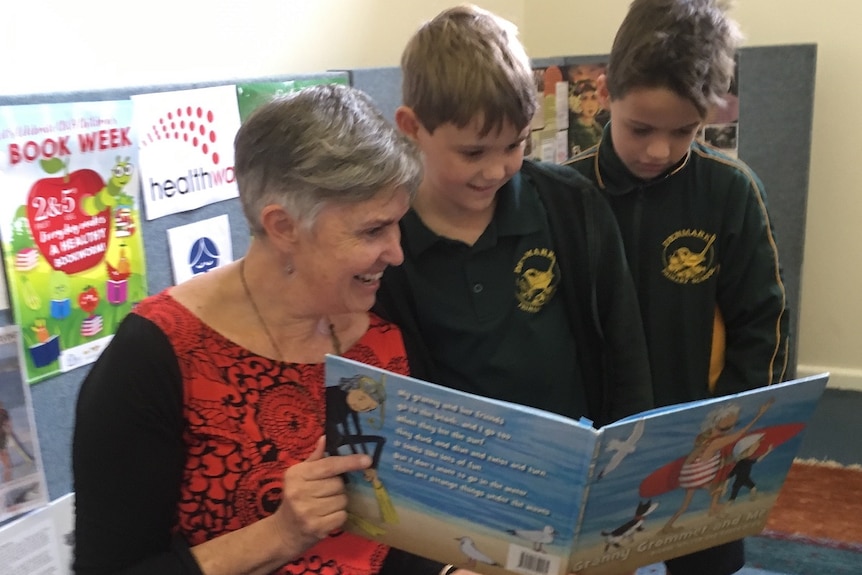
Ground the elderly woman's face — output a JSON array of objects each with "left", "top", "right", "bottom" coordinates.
[
  {"left": 346, "top": 388, "right": 378, "bottom": 412},
  {"left": 292, "top": 186, "right": 410, "bottom": 314}
]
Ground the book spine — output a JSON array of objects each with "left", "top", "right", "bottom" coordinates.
[{"left": 571, "top": 433, "right": 604, "bottom": 549}]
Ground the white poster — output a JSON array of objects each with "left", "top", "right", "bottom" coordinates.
[
  {"left": 166, "top": 214, "right": 233, "bottom": 285},
  {"left": 0, "top": 325, "right": 48, "bottom": 522},
  {"left": 0, "top": 492, "right": 75, "bottom": 575},
  {"left": 0, "top": 272, "right": 8, "bottom": 311},
  {"left": 133, "top": 85, "right": 241, "bottom": 220}
]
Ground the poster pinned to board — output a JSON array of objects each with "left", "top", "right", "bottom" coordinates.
[
  {"left": 0, "top": 100, "right": 148, "bottom": 383},
  {"left": 235, "top": 76, "right": 349, "bottom": 122},
  {"left": 133, "top": 85, "right": 242, "bottom": 221},
  {"left": 167, "top": 214, "right": 233, "bottom": 285},
  {"left": 0, "top": 325, "right": 49, "bottom": 522},
  {"left": 0, "top": 492, "right": 74, "bottom": 573}
]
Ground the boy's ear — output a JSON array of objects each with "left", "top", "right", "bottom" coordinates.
[
  {"left": 596, "top": 74, "right": 612, "bottom": 109},
  {"left": 260, "top": 204, "right": 300, "bottom": 249},
  {"left": 395, "top": 106, "right": 422, "bottom": 140}
]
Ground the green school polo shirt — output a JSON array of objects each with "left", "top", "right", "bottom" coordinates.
[{"left": 400, "top": 175, "right": 587, "bottom": 419}]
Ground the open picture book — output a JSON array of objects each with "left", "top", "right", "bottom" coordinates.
[{"left": 324, "top": 355, "right": 829, "bottom": 575}]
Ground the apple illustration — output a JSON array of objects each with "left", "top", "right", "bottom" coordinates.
[
  {"left": 78, "top": 285, "right": 104, "bottom": 337},
  {"left": 26, "top": 168, "right": 110, "bottom": 275},
  {"left": 78, "top": 285, "right": 100, "bottom": 316}
]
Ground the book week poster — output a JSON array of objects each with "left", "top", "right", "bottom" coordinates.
[{"left": 0, "top": 101, "right": 147, "bottom": 384}]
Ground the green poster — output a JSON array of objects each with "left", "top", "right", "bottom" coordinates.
[
  {"left": 0, "top": 100, "right": 148, "bottom": 384},
  {"left": 236, "top": 75, "right": 350, "bottom": 122}
]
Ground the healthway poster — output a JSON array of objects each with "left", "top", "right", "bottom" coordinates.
[
  {"left": 133, "top": 85, "right": 242, "bottom": 221},
  {"left": 0, "top": 100, "right": 147, "bottom": 384}
]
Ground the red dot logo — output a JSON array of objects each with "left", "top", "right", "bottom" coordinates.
[{"left": 141, "top": 104, "right": 222, "bottom": 165}]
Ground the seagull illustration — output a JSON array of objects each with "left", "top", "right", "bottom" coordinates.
[
  {"left": 456, "top": 536, "right": 500, "bottom": 568},
  {"left": 598, "top": 418, "right": 645, "bottom": 479},
  {"left": 506, "top": 524, "right": 556, "bottom": 552}
]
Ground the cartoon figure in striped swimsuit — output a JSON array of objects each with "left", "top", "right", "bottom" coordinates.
[{"left": 660, "top": 398, "right": 774, "bottom": 533}]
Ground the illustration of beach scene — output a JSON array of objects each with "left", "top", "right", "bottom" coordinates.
[{"left": 570, "top": 375, "right": 827, "bottom": 574}]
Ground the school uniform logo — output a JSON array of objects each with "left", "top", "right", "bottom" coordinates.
[
  {"left": 662, "top": 230, "right": 718, "bottom": 284},
  {"left": 514, "top": 248, "right": 560, "bottom": 312}
]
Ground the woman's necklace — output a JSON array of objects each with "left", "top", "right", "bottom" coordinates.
[{"left": 238, "top": 258, "right": 342, "bottom": 360}]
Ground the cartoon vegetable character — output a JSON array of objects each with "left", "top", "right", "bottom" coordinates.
[
  {"left": 31, "top": 319, "right": 51, "bottom": 343},
  {"left": 78, "top": 285, "right": 100, "bottom": 316},
  {"left": 27, "top": 318, "right": 61, "bottom": 367},
  {"left": 20, "top": 276, "right": 42, "bottom": 311},
  {"left": 106, "top": 244, "right": 131, "bottom": 305},
  {"left": 81, "top": 156, "right": 134, "bottom": 216},
  {"left": 117, "top": 243, "right": 131, "bottom": 276},
  {"left": 49, "top": 270, "right": 72, "bottom": 319},
  {"left": 107, "top": 245, "right": 132, "bottom": 281}
]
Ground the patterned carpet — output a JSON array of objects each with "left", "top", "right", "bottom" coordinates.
[
  {"left": 761, "top": 459, "right": 862, "bottom": 550},
  {"left": 639, "top": 388, "right": 862, "bottom": 575},
  {"left": 738, "top": 387, "right": 862, "bottom": 574},
  {"left": 745, "top": 458, "right": 862, "bottom": 575}
]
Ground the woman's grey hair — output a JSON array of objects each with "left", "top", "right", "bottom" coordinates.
[
  {"left": 234, "top": 83, "right": 423, "bottom": 235},
  {"left": 702, "top": 403, "right": 741, "bottom": 432}
]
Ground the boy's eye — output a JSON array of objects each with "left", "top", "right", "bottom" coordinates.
[
  {"left": 631, "top": 127, "right": 652, "bottom": 136},
  {"left": 461, "top": 149, "right": 483, "bottom": 159},
  {"left": 674, "top": 127, "right": 698, "bottom": 137}
]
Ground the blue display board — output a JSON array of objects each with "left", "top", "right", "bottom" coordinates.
[{"left": 0, "top": 44, "right": 816, "bottom": 501}]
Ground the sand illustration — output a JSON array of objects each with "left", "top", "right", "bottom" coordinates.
[{"left": 345, "top": 489, "right": 779, "bottom": 575}]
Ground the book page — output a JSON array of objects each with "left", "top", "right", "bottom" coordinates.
[
  {"left": 325, "top": 355, "right": 598, "bottom": 575},
  {"left": 570, "top": 374, "right": 828, "bottom": 574}
]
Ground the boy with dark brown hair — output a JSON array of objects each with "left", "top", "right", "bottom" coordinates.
[{"left": 567, "top": 1, "right": 790, "bottom": 573}]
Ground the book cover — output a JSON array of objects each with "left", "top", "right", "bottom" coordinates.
[
  {"left": 324, "top": 355, "right": 828, "bottom": 575},
  {"left": 569, "top": 375, "right": 824, "bottom": 574}
]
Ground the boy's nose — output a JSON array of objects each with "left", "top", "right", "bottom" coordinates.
[
  {"left": 646, "top": 137, "right": 671, "bottom": 161},
  {"left": 482, "top": 159, "right": 508, "bottom": 181}
]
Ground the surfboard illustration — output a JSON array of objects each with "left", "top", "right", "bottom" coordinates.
[{"left": 639, "top": 423, "right": 805, "bottom": 499}]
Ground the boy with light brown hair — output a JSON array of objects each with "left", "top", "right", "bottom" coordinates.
[
  {"left": 380, "top": 3, "right": 651, "bottom": 436},
  {"left": 375, "top": 7, "right": 653, "bottom": 572},
  {"left": 567, "top": 1, "right": 790, "bottom": 573}
]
